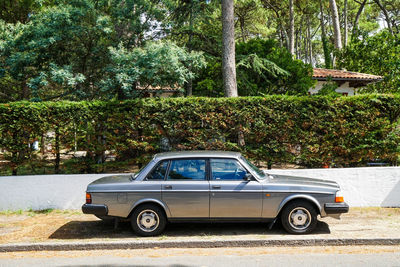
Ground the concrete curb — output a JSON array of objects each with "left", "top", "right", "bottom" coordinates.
[{"left": 1, "top": 238, "right": 399, "bottom": 252}]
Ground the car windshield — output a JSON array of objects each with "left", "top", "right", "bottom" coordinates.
[
  {"left": 130, "top": 161, "right": 150, "bottom": 180},
  {"left": 241, "top": 156, "right": 268, "bottom": 180}
]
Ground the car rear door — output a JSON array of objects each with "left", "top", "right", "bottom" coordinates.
[
  {"left": 161, "top": 158, "right": 209, "bottom": 218},
  {"left": 209, "top": 158, "right": 263, "bottom": 218}
]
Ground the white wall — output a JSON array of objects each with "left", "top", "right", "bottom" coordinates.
[
  {"left": 267, "top": 167, "right": 400, "bottom": 207},
  {"left": 0, "top": 167, "right": 399, "bottom": 211},
  {"left": 0, "top": 174, "right": 112, "bottom": 211},
  {"left": 309, "top": 81, "right": 356, "bottom": 96}
]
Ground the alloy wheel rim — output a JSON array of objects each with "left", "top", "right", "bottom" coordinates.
[
  {"left": 137, "top": 209, "right": 160, "bottom": 232},
  {"left": 288, "top": 207, "right": 311, "bottom": 230}
]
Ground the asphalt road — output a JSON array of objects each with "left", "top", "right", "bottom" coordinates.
[{"left": 1, "top": 246, "right": 400, "bottom": 267}]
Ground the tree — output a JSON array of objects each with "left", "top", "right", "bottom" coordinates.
[
  {"left": 101, "top": 41, "right": 205, "bottom": 100},
  {"left": 167, "top": 0, "right": 213, "bottom": 96},
  {"left": 0, "top": 0, "right": 203, "bottom": 101},
  {"left": 343, "top": 0, "right": 348, "bottom": 46},
  {"left": 107, "top": 0, "right": 169, "bottom": 49},
  {"left": 288, "top": 0, "right": 295, "bottom": 55},
  {"left": 0, "top": 0, "right": 53, "bottom": 23},
  {"left": 221, "top": 0, "right": 238, "bottom": 97},
  {"left": 319, "top": 0, "right": 332, "bottom": 68},
  {"left": 329, "top": 0, "right": 342, "bottom": 50},
  {"left": 352, "top": 0, "right": 367, "bottom": 36},
  {"left": 337, "top": 30, "right": 400, "bottom": 93},
  {"left": 234, "top": 0, "right": 269, "bottom": 43},
  {"left": 373, "top": 0, "right": 394, "bottom": 34},
  {"left": 194, "top": 39, "right": 315, "bottom": 96},
  {"left": 0, "top": 0, "right": 113, "bottom": 101}
]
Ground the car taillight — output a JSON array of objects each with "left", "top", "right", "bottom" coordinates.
[
  {"left": 335, "top": 190, "right": 344, "bottom": 203},
  {"left": 86, "top": 193, "right": 92, "bottom": 204}
]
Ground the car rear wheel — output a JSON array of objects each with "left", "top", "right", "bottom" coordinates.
[
  {"left": 281, "top": 200, "right": 317, "bottom": 234},
  {"left": 131, "top": 204, "right": 166, "bottom": 237}
]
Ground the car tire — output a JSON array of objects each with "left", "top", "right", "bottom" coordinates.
[
  {"left": 131, "top": 204, "right": 166, "bottom": 237},
  {"left": 281, "top": 200, "right": 318, "bottom": 234}
]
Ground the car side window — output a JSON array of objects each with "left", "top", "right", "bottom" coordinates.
[
  {"left": 210, "top": 158, "right": 248, "bottom": 180},
  {"left": 167, "top": 159, "right": 206, "bottom": 180},
  {"left": 146, "top": 161, "right": 168, "bottom": 180}
]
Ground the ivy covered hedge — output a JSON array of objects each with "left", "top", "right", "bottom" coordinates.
[{"left": 1, "top": 95, "right": 400, "bottom": 175}]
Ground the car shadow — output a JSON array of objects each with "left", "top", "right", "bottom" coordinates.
[{"left": 49, "top": 219, "right": 330, "bottom": 240}]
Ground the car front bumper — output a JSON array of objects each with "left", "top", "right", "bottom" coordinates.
[
  {"left": 82, "top": 204, "right": 108, "bottom": 216},
  {"left": 324, "top": 202, "right": 349, "bottom": 214}
]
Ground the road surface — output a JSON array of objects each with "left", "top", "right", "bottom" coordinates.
[{"left": 0, "top": 246, "right": 399, "bottom": 266}]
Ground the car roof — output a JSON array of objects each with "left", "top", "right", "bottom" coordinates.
[{"left": 153, "top": 150, "right": 242, "bottom": 161}]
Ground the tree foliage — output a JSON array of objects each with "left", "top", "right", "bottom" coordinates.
[
  {"left": 1, "top": 0, "right": 400, "bottom": 98},
  {"left": 0, "top": 0, "right": 204, "bottom": 101},
  {"left": 194, "top": 39, "right": 314, "bottom": 96},
  {"left": 337, "top": 31, "right": 400, "bottom": 93},
  {"left": 101, "top": 41, "right": 205, "bottom": 99}
]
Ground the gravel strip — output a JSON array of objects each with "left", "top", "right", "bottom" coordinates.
[{"left": 1, "top": 238, "right": 400, "bottom": 252}]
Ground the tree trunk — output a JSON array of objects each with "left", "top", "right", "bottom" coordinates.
[
  {"left": 295, "top": 27, "right": 299, "bottom": 58},
  {"left": 319, "top": 0, "right": 332, "bottom": 68},
  {"left": 288, "top": 0, "right": 295, "bottom": 55},
  {"left": 240, "top": 18, "right": 246, "bottom": 43},
  {"left": 307, "top": 15, "right": 313, "bottom": 66},
  {"left": 352, "top": 0, "right": 367, "bottom": 36},
  {"left": 186, "top": 1, "right": 194, "bottom": 96},
  {"left": 329, "top": 0, "right": 342, "bottom": 50},
  {"left": 54, "top": 127, "right": 60, "bottom": 174},
  {"left": 297, "top": 26, "right": 302, "bottom": 59},
  {"left": 41, "top": 133, "right": 45, "bottom": 156},
  {"left": 343, "top": 0, "right": 348, "bottom": 46},
  {"left": 278, "top": 26, "right": 284, "bottom": 47},
  {"left": 238, "top": 128, "right": 245, "bottom": 147},
  {"left": 22, "top": 81, "right": 30, "bottom": 100},
  {"left": 11, "top": 152, "right": 17, "bottom": 176},
  {"left": 304, "top": 31, "right": 308, "bottom": 64},
  {"left": 221, "top": 0, "right": 238, "bottom": 97}
]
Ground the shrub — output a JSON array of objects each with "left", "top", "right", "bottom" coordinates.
[{"left": 1, "top": 95, "right": 400, "bottom": 175}]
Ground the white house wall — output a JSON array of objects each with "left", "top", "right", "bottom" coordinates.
[{"left": 309, "top": 81, "right": 356, "bottom": 95}]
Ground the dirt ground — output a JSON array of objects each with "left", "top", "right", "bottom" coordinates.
[
  {"left": 0, "top": 208, "right": 399, "bottom": 245},
  {"left": 1, "top": 246, "right": 400, "bottom": 260}
]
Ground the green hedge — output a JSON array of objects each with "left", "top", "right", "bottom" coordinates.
[{"left": 1, "top": 95, "right": 400, "bottom": 175}]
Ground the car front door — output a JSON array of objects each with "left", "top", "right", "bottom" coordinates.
[
  {"left": 161, "top": 158, "right": 209, "bottom": 218},
  {"left": 209, "top": 158, "right": 263, "bottom": 218}
]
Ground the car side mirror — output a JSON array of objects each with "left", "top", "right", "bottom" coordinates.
[{"left": 243, "top": 173, "right": 253, "bottom": 181}]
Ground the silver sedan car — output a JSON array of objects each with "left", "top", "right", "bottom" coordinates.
[{"left": 82, "top": 151, "right": 349, "bottom": 236}]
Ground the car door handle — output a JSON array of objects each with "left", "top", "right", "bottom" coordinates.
[
  {"left": 212, "top": 185, "right": 221, "bottom": 189},
  {"left": 164, "top": 185, "right": 172, "bottom": 189}
]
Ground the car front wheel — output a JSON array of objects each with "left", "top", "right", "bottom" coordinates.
[
  {"left": 281, "top": 200, "right": 317, "bottom": 234},
  {"left": 131, "top": 204, "right": 166, "bottom": 236}
]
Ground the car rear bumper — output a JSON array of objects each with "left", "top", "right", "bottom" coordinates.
[
  {"left": 82, "top": 204, "right": 108, "bottom": 216},
  {"left": 324, "top": 202, "right": 349, "bottom": 214}
]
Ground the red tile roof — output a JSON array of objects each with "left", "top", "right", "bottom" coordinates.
[
  {"left": 313, "top": 68, "right": 383, "bottom": 81},
  {"left": 136, "top": 85, "right": 180, "bottom": 91}
]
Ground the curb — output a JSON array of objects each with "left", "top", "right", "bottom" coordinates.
[{"left": 1, "top": 238, "right": 400, "bottom": 252}]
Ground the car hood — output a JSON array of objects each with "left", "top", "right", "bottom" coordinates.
[{"left": 266, "top": 174, "right": 340, "bottom": 190}]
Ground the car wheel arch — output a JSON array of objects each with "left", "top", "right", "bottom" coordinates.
[
  {"left": 277, "top": 195, "right": 321, "bottom": 217},
  {"left": 128, "top": 199, "right": 171, "bottom": 219}
]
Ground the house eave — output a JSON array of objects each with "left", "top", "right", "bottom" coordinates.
[{"left": 312, "top": 77, "right": 383, "bottom": 82}]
